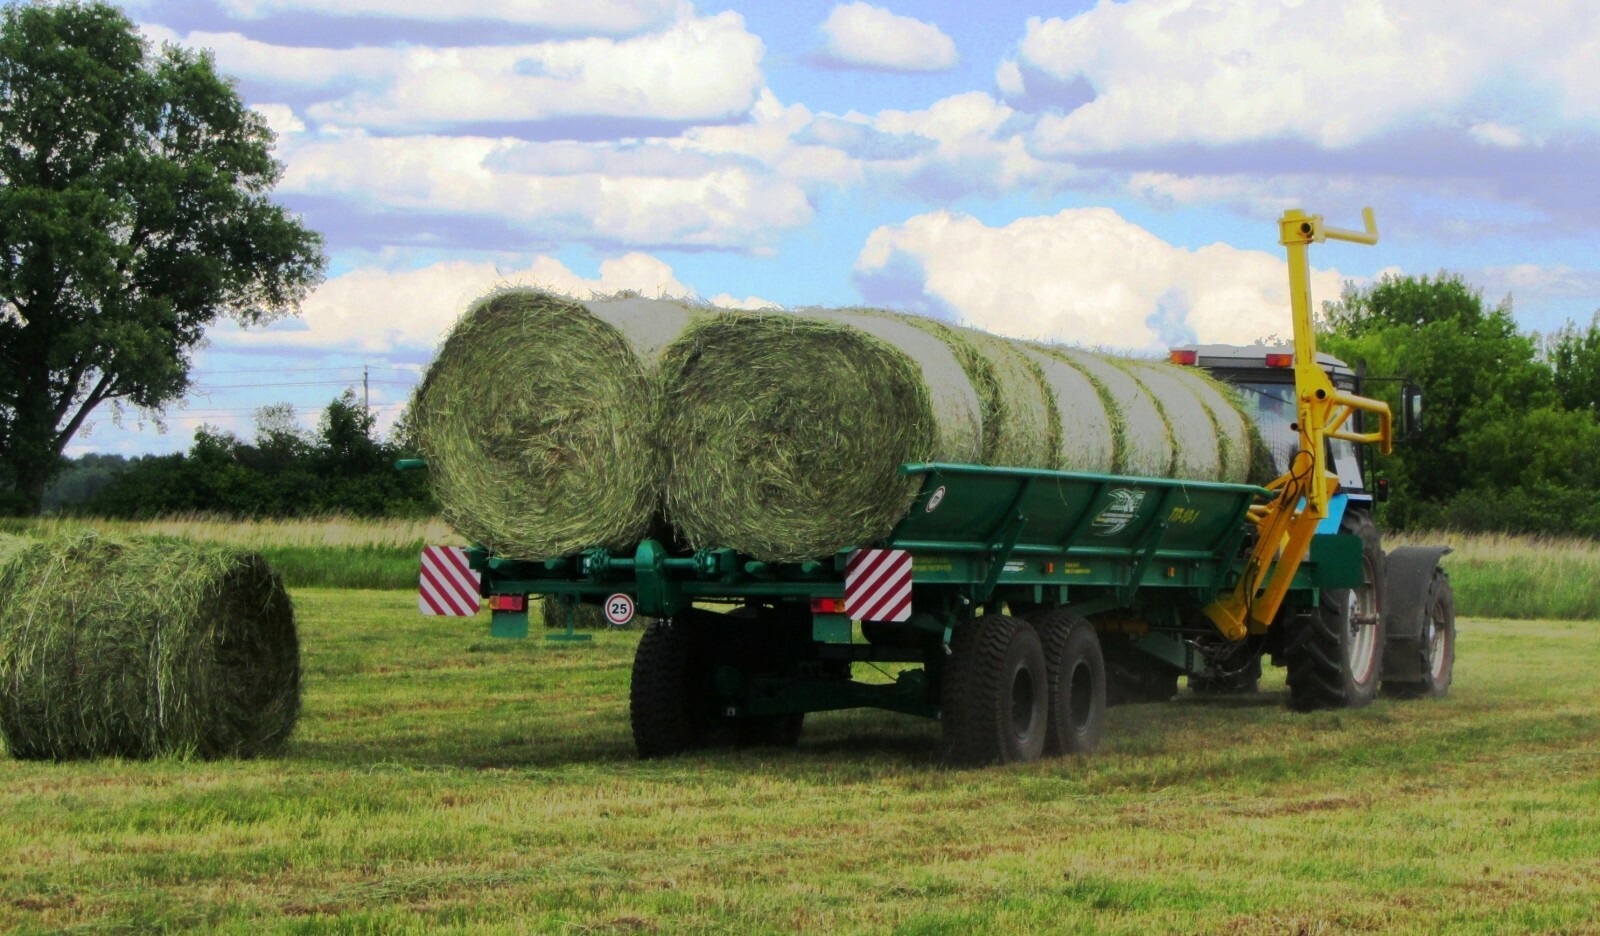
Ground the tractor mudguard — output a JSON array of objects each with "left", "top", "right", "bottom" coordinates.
[{"left": 1380, "top": 545, "right": 1452, "bottom": 682}]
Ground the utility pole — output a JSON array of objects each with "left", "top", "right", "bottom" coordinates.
[{"left": 363, "top": 365, "right": 370, "bottom": 418}]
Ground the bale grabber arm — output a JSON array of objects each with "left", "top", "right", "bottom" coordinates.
[{"left": 1202, "top": 208, "right": 1393, "bottom": 642}]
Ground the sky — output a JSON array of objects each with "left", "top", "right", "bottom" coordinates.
[{"left": 72, "top": 0, "right": 1600, "bottom": 456}]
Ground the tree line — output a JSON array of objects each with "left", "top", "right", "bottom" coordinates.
[
  {"left": 44, "top": 390, "right": 436, "bottom": 518},
  {"left": 1322, "top": 273, "right": 1600, "bottom": 537}
]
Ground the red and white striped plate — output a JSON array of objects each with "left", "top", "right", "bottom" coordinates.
[
  {"left": 418, "top": 546, "right": 482, "bottom": 616},
  {"left": 844, "top": 549, "right": 912, "bottom": 622}
]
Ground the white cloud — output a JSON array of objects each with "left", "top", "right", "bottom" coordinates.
[
  {"left": 855, "top": 208, "right": 1345, "bottom": 350},
  {"left": 707, "top": 293, "right": 783, "bottom": 310},
  {"left": 215, "top": 0, "right": 678, "bottom": 34},
  {"left": 1012, "top": 1, "right": 1600, "bottom": 153},
  {"left": 819, "top": 2, "right": 957, "bottom": 72},
  {"left": 224, "top": 253, "right": 694, "bottom": 353},
  {"left": 249, "top": 103, "right": 305, "bottom": 137},
  {"left": 151, "top": 13, "right": 765, "bottom": 132},
  {"left": 278, "top": 129, "right": 813, "bottom": 249}
]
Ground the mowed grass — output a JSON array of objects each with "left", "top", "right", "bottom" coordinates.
[{"left": 1, "top": 590, "right": 1597, "bottom": 934}]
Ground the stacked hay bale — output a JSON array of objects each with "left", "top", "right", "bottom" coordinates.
[
  {"left": 661, "top": 309, "right": 1263, "bottom": 561},
  {"left": 0, "top": 532, "right": 301, "bottom": 760},
  {"left": 411, "top": 289, "right": 706, "bottom": 561},
  {"left": 413, "top": 291, "right": 1265, "bottom": 564}
]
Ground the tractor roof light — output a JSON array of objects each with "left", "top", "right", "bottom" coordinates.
[
  {"left": 1168, "top": 349, "right": 1197, "bottom": 365},
  {"left": 1265, "top": 353, "right": 1294, "bottom": 368}
]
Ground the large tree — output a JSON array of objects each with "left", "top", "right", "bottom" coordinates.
[{"left": 0, "top": 1, "right": 325, "bottom": 513}]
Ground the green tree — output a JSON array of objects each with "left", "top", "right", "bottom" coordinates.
[
  {"left": 1320, "top": 272, "right": 1553, "bottom": 526},
  {"left": 0, "top": 2, "right": 325, "bottom": 514},
  {"left": 1547, "top": 312, "right": 1600, "bottom": 414}
]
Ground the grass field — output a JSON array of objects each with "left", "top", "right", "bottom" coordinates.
[{"left": 1, "top": 588, "right": 1597, "bottom": 934}]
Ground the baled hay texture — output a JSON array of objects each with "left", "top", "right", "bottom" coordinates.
[
  {"left": 1043, "top": 348, "right": 1173, "bottom": 477},
  {"left": 1124, "top": 360, "right": 1222, "bottom": 480},
  {"left": 806, "top": 308, "right": 982, "bottom": 462},
  {"left": 412, "top": 289, "right": 699, "bottom": 560},
  {"left": 1160, "top": 364, "right": 1256, "bottom": 484},
  {"left": 0, "top": 533, "right": 300, "bottom": 760},
  {"left": 1018, "top": 347, "right": 1115, "bottom": 473},
  {"left": 661, "top": 310, "right": 939, "bottom": 562},
  {"left": 898, "top": 317, "right": 1056, "bottom": 467}
]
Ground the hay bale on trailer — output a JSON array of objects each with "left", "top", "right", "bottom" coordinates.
[
  {"left": 660, "top": 310, "right": 948, "bottom": 564},
  {"left": 411, "top": 289, "right": 704, "bottom": 561},
  {"left": 662, "top": 309, "right": 1264, "bottom": 561},
  {"left": 0, "top": 533, "right": 300, "bottom": 760}
]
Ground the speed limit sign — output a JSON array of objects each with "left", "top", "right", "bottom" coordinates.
[{"left": 604, "top": 593, "right": 636, "bottom": 627}]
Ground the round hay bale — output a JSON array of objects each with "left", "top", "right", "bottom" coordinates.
[
  {"left": 540, "top": 595, "right": 607, "bottom": 629},
  {"left": 0, "top": 533, "right": 300, "bottom": 760},
  {"left": 1160, "top": 365, "right": 1257, "bottom": 484},
  {"left": 1040, "top": 348, "right": 1173, "bottom": 477},
  {"left": 412, "top": 289, "right": 701, "bottom": 560},
  {"left": 897, "top": 316, "right": 1057, "bottom": 467},
  {"left": 661, "top": 310, "right": 940, "bottom": 561},
  {"left": 1123, "top": 360, "right": 1222, "bottom": 480},
  {"left": 1017, "top": 347, "right": 1115, "bottom": 473},
  {"left": 806, "top": 308, "right": 983, "bottom": 462}
]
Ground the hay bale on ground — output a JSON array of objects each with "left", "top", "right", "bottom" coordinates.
[
  {"left": 411, "top": 290, "right": 702, "bottom": 560},
  {"left": 540, "top": 595, "right": 607, "bottom": 629},
  {"left": 0, "top": 533, "right": 300, "bottom": 760},
  {"left": 661, "top": 311, "right": 942, "bottom": 562}
]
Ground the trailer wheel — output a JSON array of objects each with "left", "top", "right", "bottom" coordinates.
[
  {"left": 940, "top": 615, "right": 1049, "bottom": 766},
  {"left": 1029, "top": 610, "right": 1106, "bottom": 756},
  {"left": 1284, "top": 511, "right": 1386, "bottom": 711},
  {"left": 630, "top": 617, "right": 721, "bottom": 758},
  {"left": 1384, "top": 571, "right": 1455, "bottom": 699}
]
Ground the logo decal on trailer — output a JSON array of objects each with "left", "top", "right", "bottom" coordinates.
[
  {"left": 418, "top": 546, "right": 482, "bottom": 616},
  {"left": 1092, "top": 488, "right": 1146, "bottom": 537},
  {"left": 845, "top": 549, "right": 913, "bottom": 622}
]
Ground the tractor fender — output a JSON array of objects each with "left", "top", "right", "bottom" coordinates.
[{"left": 1380, "top": 545, "right": 1452, "bottom": 682}]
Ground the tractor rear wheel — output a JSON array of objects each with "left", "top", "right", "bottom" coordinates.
[
  {"left": 1029, "top": 609, "right": 1106, "bottom": 756},
  {"left": 1284, "top": 511, "right": 1386, "bottom": 711},
  {"left": 940, "top": 615, "right": 1049, "bottom": 766}
]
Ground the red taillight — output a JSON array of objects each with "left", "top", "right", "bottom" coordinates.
[
  {"left": 488, "top": 595, "right": 526, "bottom": 612},
  {"left": 1265, "top": 353, "right": 1294, "bottom": 368},
  {"left": 1168, "top": 349, "right": 1197, "bottom": 366},
  {"left": 811, "top": 597, "right": 844, "bottom": 614}
]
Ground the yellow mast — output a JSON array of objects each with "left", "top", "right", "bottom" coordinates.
[{"left": 1202, "top": 208, "right": 1393, "bottom": 641}]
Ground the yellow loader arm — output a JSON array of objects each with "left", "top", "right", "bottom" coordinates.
[{"left": 1203, "top": 209, "right": 1393, "bottom": 641}]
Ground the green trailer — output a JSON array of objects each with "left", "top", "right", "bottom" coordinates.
[
  {"left": 463, "top": 461, "right": 1370, "bottom": 765},
  {"left": 412, "top": 207, "right": 1455, "bottom": 766}
]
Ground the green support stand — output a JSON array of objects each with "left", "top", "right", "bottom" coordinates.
[{"left": 546, "top": 595, "right": 592, "bottom": 643}]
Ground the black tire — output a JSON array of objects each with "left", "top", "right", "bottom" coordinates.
[
  {"left": 1384, "top": 572, "right": 1455, "bottom": 699},
  {"left": 1283, "top": 511, "right": 1386, "bottom": 711},
  {"left": 940, "top": 615, "right": 1049, "bottom": 766},
  {"left": 630, "top": 617, "right": 718, "bottom": 758},
  {"left": 1029, "top": 609, "right": 1106, "bottom": 756}
]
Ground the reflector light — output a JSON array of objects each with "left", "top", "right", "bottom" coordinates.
[
  {"left": 1168, "top": 349, "right": 1197, "bottom": 366},
  {"left": 1265, "top": 353, "right": 1294, "bottom": 368},
  {"left": 488, "top": 595, "right": 526, "bottom": 612},
  {"left": 811, "top": 597, "right": 843, "bottom": 614}
]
